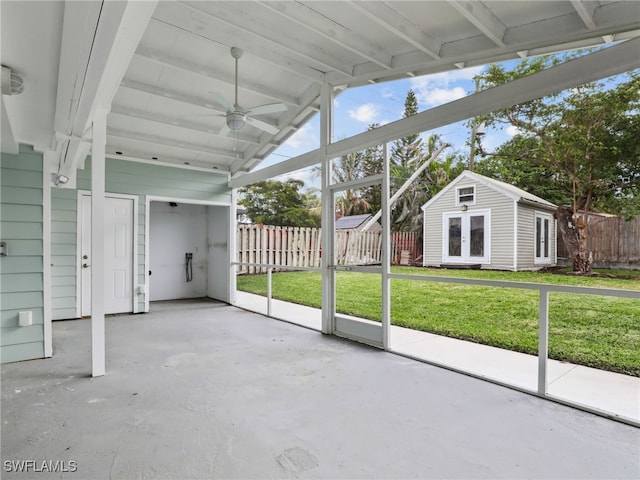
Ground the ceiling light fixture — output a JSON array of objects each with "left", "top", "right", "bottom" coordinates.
[
  {"left": 51, "top": 173, "right": 69, "bottom": 186},
  {"left": 226, "top": 111, "right": 246, "bottom": 131},
  {"left": 1, "top": 65, "right": 24, "bottom": 95}
]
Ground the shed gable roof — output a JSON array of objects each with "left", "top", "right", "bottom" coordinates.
[{"left": 421, "top": 170, "right": 557, "bottom": 211}]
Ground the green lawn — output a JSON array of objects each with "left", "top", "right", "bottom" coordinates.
[{"left": 236, "top": 267, "right": 640, "bottom": 376}]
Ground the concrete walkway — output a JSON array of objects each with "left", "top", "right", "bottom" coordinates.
[{"left": 235, "top": 291, "right": 640, "bottom": 424}]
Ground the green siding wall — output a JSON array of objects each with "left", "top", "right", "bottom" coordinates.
[
  {"left": 51, "top": 157, "right": 230, "bottom": 318},
  {"left": 0, "top": 145, "right": 45, "bottom": 363},
  {"left": 51, "top": 188, "right": 77, "bottom": 319}
]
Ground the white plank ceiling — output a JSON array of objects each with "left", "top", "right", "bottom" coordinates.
[{"left": 2, "top": 1, "right": 639, "bottom": 177}]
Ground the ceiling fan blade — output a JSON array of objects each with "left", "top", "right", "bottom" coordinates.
[
  {"left": 246, "top": 116, "right": 279, "bottom": 134},
  {"left": 219, "top": 123, "right": 231, "bottom": 136},
  {"left": 246, "top": 103, "right": 287, "bottom": 116},
  {"left": 211, "top": 92, "right": 234, "bottom": 111}
]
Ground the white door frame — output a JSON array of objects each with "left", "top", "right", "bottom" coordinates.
[
  {"left": 534, "top": 211, "right": 553, "bottom": 264},
  {"left": 76, "top": 190, "right": 139, "bottom": 316},
  {"left": 144, "top": 195, "right": 233, "bottom": 313},
  {"left": 442, "top": 209, "right": 491, "bottom": 264}
]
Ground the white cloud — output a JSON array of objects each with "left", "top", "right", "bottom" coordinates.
[
  {"left": 285, "top": 123, "right": 317, "bottom": 148},
  {"left": 410, "top": 66, "right": 484, "bottom": 108},
  {"left": 348, "top": 103, "right": 380, "bottom": 123},
  {"left": 506, "top": 125, "right": 521, "bottom": 137},
  {"left": 419, "top": 87, "right": 467, "bottom": 106}
]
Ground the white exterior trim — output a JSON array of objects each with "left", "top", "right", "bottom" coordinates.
[
  {"left": 76, "top": 190, "right": 139, "bottom": 316},
  {"left": 43, "top": 151, "right": 54, "bottom": 357},
  {"left": 442, "top": 209, "right": 491, "bottom": 264},
  {"left": 455, "top": 184, "right": 477, "bottom": 207},
  {"left": 513, "top": 201, "right": 519, "bottom": 271},
  {"left": 534, "top": 211, "right": 554, "bottom": 265}
]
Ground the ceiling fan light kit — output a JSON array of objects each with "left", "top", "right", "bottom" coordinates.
[
  {"left": 226, "top": 111, "right": 246, "bottom": 131},
  {"left": 209, "top": 47, "right": 286, "bottom": 135}
]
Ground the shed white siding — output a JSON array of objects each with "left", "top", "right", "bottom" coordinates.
[
  {"left": 424, "top": 179, "right": 515, "bottom": 269},
  {"left": 517, "top": 204, "right": 557, "bottom": 270},
  {"left": 423, "top": 171, "right": 557, "bottom": 271}
]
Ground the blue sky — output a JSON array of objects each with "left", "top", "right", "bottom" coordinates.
[{"left": 260, "top": 59, "right": 523, "bottom": 189}]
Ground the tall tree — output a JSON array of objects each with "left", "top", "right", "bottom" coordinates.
[
  {"left": 239, "top": 179, "right": 320, "bottom": 227},
  {"left": 476, "top": 57, "right": 640, "bottom": 273}
]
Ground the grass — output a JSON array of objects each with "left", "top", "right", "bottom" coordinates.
[{"left": 236, "top": 267, "right": 640, "bottom": 376}]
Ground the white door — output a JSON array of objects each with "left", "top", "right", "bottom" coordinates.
[
  {"left": 81, "top": 194, "right": 135, "bottom": 315},
  {"left": 443, "top": 211, "right": 490, "bottom": 264},
  {"left": 535, "top": 212, "right": 552, "bottom": 264}
]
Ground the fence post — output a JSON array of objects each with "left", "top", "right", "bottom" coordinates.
[{"left": 538, "top": 288, "right": 550, "bottom": 395}]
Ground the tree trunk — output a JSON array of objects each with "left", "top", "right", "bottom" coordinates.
[{"left": 555, "top": 205, "right": 592, "bottom": 274}]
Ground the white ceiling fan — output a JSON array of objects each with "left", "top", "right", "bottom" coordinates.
[{"left": 213, "top": 47, "right": 287, "bottom": 136}]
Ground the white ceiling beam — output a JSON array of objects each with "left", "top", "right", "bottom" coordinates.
[
  {"left": 108, "top": 106, "right": 261, "bottom": 146},
  {"left": 56, "top": 0, "right": 158, "bottom": 178},
  {"left": 104, "top": 149, "right": 231, "bottom": 173},
  {"left": 134, "top": 45, "right": 300, "bottom": 107},
  {"left": 180, "top": 1, "right": 355, "bottom": 77},
  {"left": 230, "top": 36, "right": 640, "bottom": 188},
  {"left": 119, "top": 79, "right": 227, "bottom": 115},
  {"left": 571, "top": 0, "right": 598, "bottom": 30},
  {"left": 350, "top": 1, "right": 442, "bottom": 60},
  {"left": 258, "top": 1, "right": 393, "bottom": 70},
  {"left": 152, "top": 2, "right": 324, "bottom": 83},
  {"left": 107, "top": 128, "right": 240, "bottom": 161},
  {"left": 449, "top": 1, "right": 507, "bottom": 47},
  {"left": 53, "top": 1, "right": 102, "bottom": 142}
]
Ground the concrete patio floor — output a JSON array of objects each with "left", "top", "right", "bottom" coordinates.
[
  {"left": 2, "top": 299, "right": 639, "bottom": 479},
  {"left": 235, "top": 291, "right": 640, "bottom": 424}
]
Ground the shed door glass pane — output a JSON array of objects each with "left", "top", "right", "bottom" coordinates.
[
  {"left": 536, "top": 217, "right": 542, "bottom": 257},
  {"left": 448, "top": 217, "right": 462, "bottom": 257},
  {"left": 544, "top": 219, "right": 549, "bottom": 257},
  {"left": 469, "top": 215, "right": 484, "bottom": 257}
]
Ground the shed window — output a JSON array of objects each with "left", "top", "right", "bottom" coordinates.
[{"left": 457, "top": 186, "right": 475, "bottom": 205}]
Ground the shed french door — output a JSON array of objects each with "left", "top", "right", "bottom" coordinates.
[
  {"left": 443, "top": 210, "right": 490, "bottom": 264},
  {"left": 535, "top": 212, "right": 552, "bottom": 264}
]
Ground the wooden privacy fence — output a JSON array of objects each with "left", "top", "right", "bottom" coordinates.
[
  {"left": 557, "top": 214, "right": 640, "bottom": 266},
  {"left": 236, "top": 224, "right": 420, "bottom": 274}
]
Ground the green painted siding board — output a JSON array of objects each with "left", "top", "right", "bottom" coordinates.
[
  {"left": 52, "top": 221, "right": 75, "bottom": 233},
  {"left": 52, "top": 233, "right": 76, "bottom": 244},
  {"left": 1, "top": 325, "right": 44, "bottom": 346},
  {"left": 51, "top": 209, "right": 76, "bottom": 222},
  {"left": 52, "top": 297, "right": 75, "bottom": 310},
  {"left": 52, "top": 308, "right": 77, "bottom": 320},
  {"left": 0, "top": 273, "right": 43, "bottom": 292},
  {"left": 52, "top": 275, "right": 76, "bottom": 286},
  {"left": 2, "top": 291, "right": 43, "bottom": 310},
  {"left": 52, "top": 243, "right": 76, "bottom": 256},
  {"left": 1, "top": 169, "right": 43, "bottom": 188},
  {"left": 51, "top": 256, "right": 76, "bottom": 267},
  {"left": 1, "top": 308, "right": 44, "bottom": 327},
  {"left": 0, "top": 221, "right": 43, "bottom": 239},
  {"left": 0, "top": 256, "right": 43, "bottom": 274},
  {"left": 0, "top": 342, "right": 44, "bottom": 363},
  {"left": 0, "top": 186, "right": 42, "bottom": 205},
  {"left": 51, "top": 266, "right": 75, "bottom": 276},
  {"left": 0, "top": 153, "right": 42, "bottom": 172},
  {"left": 0, "top": 240, "right": 42, "bottom": 256},
  {"left": 1, "top": 204, "right": 42, "bottom": 222},
  {"left": 52, "top": 285, "right": 75, "bottom": 298},
  {"left": 51, "top": 198, "right": 76, "bottom": 211}
]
